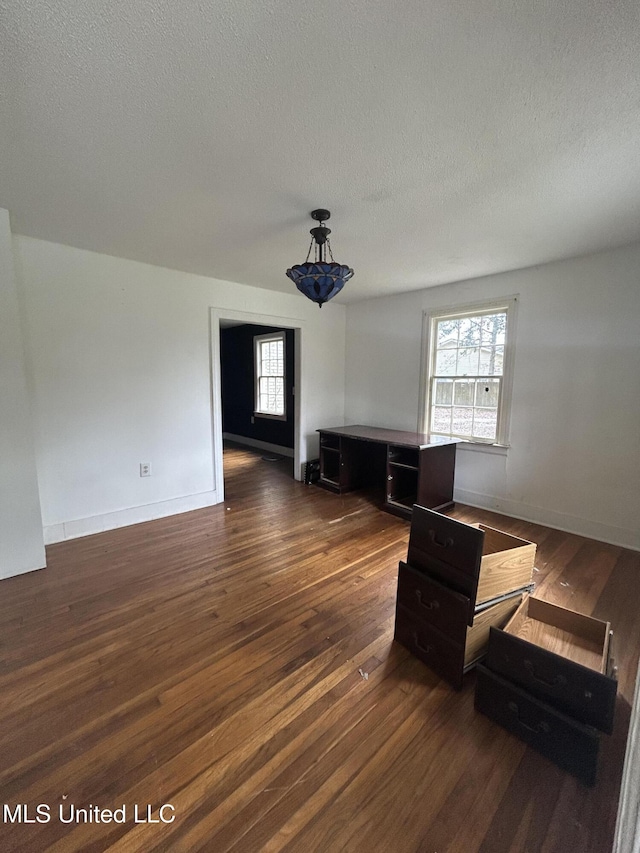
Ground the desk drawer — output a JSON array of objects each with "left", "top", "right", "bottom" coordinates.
[
  {"left": 475, "top": 665, "right": 600, "bottom": 785},
  {"left": 407, "top": 507, "right": 536, "bottom": 613},
  {"left": 485, "top": 595, "right": 617, "bottom": 734},
  {"left": 408, "top": 506, "right": 483, "bottom": 584},
  {"left": 394, "top": 606, "right": 466, "bottom": 688},
  {"left": 394, "top": 595, "right": 523, "bottom": 689},
  {"left": 396, "top": 561, "right": 471, "bottom": 641}
]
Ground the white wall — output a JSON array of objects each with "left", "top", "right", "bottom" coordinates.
[
  {"left": 0, "top": 211, "right": 46, "bottom": 577},
  {"left": 12, "top": 230, "right": 638, "bottom": 552},
  {"left": 345, "top": 243, "right": 640, "bottom": 550},
  {"left": 13, "top": 236, "right": 346, "bottom": 543}
]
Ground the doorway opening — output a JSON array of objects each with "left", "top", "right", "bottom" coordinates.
[{"left": 210, "top": 309, "right": 302, "bottom": 503}]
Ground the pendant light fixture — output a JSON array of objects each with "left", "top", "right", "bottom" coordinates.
[{"left": 286, "top": 209, "right": 354, "bottom": 307}]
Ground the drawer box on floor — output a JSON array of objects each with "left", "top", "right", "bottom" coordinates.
[
  {"left": 396, "top": 560, "right": 472, "bottom": 638},
  {"left": 407, "top": 506, "right": 536, "bottom": 625},
  {"left": 475, "top": 664, "right": 601, "bottom": 786},
  {"left": 394, "top": 593, "right": 523, "bottom": 689},
  {"left": 485, "top": 594, "right": 617, "bottom": 733}
]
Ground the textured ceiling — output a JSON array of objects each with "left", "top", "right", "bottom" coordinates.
[{"left": 1, "top": 0, "right": 639, "bottom": 303}]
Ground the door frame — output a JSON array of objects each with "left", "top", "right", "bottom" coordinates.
[{"left": 210, "top": 307, "right": 303, "bottom": 501}]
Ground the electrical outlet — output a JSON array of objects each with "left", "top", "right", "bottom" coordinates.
[{"left": 140, "top": 462, "right": 151, "bottom": 477}]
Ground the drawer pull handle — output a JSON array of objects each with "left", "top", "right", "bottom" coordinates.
[
  {"left": 428, "top": 530, "right": 454, "bottom": 548},
  {"left": 412, "top": 632, "right": 433, "bottom": 655},
  {"left": 415, "top": 590, "right": 440, "bottom": 611},
  {"left": 524, "top": 660, "right": 567, "bottom": 688},
  {"left": 508, "top": 701, "right": 551, "bottom": 734}
]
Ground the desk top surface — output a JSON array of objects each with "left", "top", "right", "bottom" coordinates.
[{"left": 317, "top": 424, "right": 459, "bottom": 449}]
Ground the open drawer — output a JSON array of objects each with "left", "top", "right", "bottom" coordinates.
[
  {"left": 407, "top": 506, "right": 536, "bottom": 623},
  {"left": 475, "top": 665, "right": 601, "bottom": 786},
  {"left": 394, "top": 593, "right": 523, "bottom": 689},
  {"left": 485, "top": 594, "right": 617, "bottom": 733}
]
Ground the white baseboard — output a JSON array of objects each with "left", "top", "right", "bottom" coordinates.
[
  {"left": 223, "top": 433, "right": 294, "bottom": 458},
  {"left": 614, "top": 661, "right": 640, "bottom": 853},
  {"left": 41, "top": 483, "right": 637, "bottom": 551},
  {"left": 43, "top": 490, "right": 220, "bottom": 545},
  {"left": 453, "top": 488, "right": 640, "bottom": 552},
  {"left": 0, "top": 561, "right": 47, "bottom": 581}
]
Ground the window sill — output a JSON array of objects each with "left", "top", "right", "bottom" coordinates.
[
  {"left": 457, "top": 441, "right": 510, "bottom": 456},
  {"left": 254, "top": 412, "right": 287, "bottom": 422}
]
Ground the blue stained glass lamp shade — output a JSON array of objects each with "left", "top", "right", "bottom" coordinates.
[{"left": 286, "top": 262, "right": 354, "bottom": 307}]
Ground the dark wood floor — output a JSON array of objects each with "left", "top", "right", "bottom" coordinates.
[{"left": 0, "top": 443, "right": 638, "bottom": 852}]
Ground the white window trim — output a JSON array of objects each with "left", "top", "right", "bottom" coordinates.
[
  {"left": 254, "top": 331, "right": 287, "bottom": 420},
  {"left": 418, "top": 296, "right": 518, "bottom": 448}
]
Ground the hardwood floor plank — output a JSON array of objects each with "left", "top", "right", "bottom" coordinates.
[{"left": 0, "top": 443, "right": 636, "bottom": 852}]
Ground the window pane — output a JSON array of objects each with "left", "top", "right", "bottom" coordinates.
[
  {"left": 260, "top": 340, "right": 284, "bottom": 376},
  {"left": 471, "top": 408, "right": 498, "bottom": 440},
  {"left": 475, "top": 379, "right": 500, "bottom": 408},
  {"left": 456, "top": 347, "right": 480, "bottom": 375},
  {"left": 435, "top": 349, "right": 457, "bottom": 376},
  {"left": 452, "top": 406, "right": 471, "bottom": 436},
  {"left": 477, "top": 346, "right": 503, "bottom": 375},
  {"left": 431, "top": 406, "right": 452, "bottom": 434},
  {"left": 437, "top": 319, "right": 459, "bottom": 348},
  {"left": 453, "top": 379, "right": 474, "bottom": 406},
  {"left": 459, "top": 316, "right": 481, "bottom": 346},
  {"left": 258, "top": 376, "right": 284, "bottom": 415},
  {"left": 434, "top": 378, "right": 453, "bottom": 405},
  {"left": 481, "top": 313, "right": 506, "bottom": 345}
]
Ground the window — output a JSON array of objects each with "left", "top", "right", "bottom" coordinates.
[
  {"left": 254, "top": 332, "right": 286, "bottom": 419},
  {"left": 422, "top": 298, "right": 517, "bottom": 445}
]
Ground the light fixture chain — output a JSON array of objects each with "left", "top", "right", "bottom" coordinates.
[
  {"left": 304, "top": 236, "right": 314, "bottom": 264},
  {"left": 326, "top": 237, "right": 335, "bottom": 263}
]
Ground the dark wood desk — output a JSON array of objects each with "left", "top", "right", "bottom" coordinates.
[{"left": 316, "top": 424, "right": 458, "bottom": 519}]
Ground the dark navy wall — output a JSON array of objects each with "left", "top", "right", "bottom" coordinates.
[{"left": 220, "top": 324, "right": 295, "bottom": 449}]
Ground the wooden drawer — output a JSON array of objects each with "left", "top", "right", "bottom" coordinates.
[
  {"left": 475, "top": 664, "right": 601, "bottom": 786},
  {"left": 394, "top": 595, "right": 523, "bottom": 689},
  {"left": 407, "top": 506, "right": 536, "bottom": 620},
  {"left": 394, "top": 605, "right": 466, "bottom": 687},
  {"left": 485, "top": 595, "right": 617, "bottom": 734},
  {"left": 396, "top": 561, "right": 471, "bottom": 641}
]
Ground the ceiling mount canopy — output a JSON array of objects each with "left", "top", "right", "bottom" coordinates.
[{"left": 286, "top": 209, "right": 354, "bottom": 307}]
